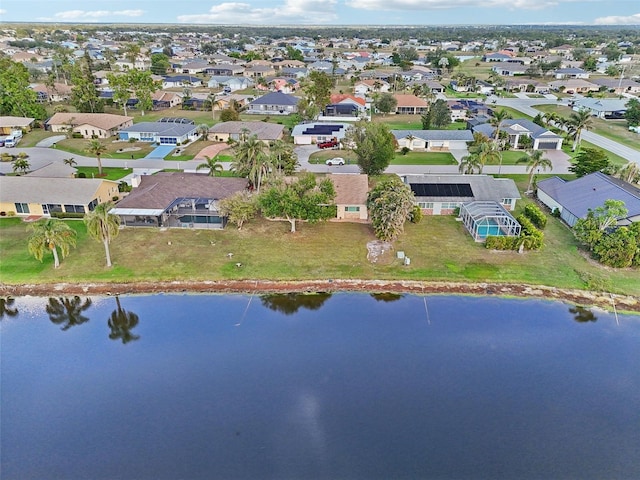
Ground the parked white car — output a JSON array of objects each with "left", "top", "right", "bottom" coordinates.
[{"left": 326, "top": 157, "right": 345, "bottom": 166}]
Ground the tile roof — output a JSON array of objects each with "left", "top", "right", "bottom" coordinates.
[
  {"left": 47, "top": 112, "right": 133, "bottom": 131},
  {"left": 393, "top": 94, "right": 429, "bottom": 107},
  {"left": 392, "top": 129, "right": 474, "bottom": 141},
  {"left": 0, "top": 177, "right": 117, "bottom": 205},
  {"left": 209, "top": 121, "right": 284, "bottom": 140},
  {"left": 250, "top": 92, "right": 299, "bottom": 106}
]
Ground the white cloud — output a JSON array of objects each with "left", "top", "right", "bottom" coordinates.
[
  {"left": 345, "top": 0, "right": 603, "bottom": 11},
  {"left": 594, "top": 13, "right": 640, "bottom": 25},
  {"left": 52, "top": 9, "right": 143, "bottom": 21},
  {"left": 0, "top": 9, "right": 6, "bottom": 15},
  {"left": 177, "top": 0, "right": 337, "bottom": 24}
]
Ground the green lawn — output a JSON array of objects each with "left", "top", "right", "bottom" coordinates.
[
  {"left": 75, "top": 167, "right": 130, "bottom": 181},
  {"left": 309, "top": 149, "right": 358, "bottom": 164},
  {"left": 54, "top": 138, "right": 155, "bottom": 159},
  {"left": 533, "top": 104, "right": 640, "bottom": 152},
  {"left": 1, "top": 202, "right": 637, "bottom": 295},
  {"left": 18, "top": 129, "right": 59, "bottom": 147},
  {"left": 390, "top": 151, "right": 457, "bottom": 165}
]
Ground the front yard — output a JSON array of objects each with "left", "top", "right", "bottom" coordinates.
[{"left": 54, "top": 138, "right": 155, "bottom": 159}]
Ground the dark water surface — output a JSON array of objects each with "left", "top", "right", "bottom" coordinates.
[{"left": 1, "top": 293, "right": 639, "bottom": 480}]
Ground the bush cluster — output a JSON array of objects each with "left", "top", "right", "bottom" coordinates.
[
  {"left": 523, "top": 204, "right": 547, "bottom": 229},
  {"left": 51, "top": 212, "right": 85, "bottom": 219},
  {"left": 485, "top": 236, "right": 519, "bottom": 250},
  {"left": 517, "top": 214, "right": 545, "bottom": 250}
]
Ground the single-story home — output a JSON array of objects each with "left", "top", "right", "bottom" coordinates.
[
  {"left": 491, "top": 63, "right": 528, "bottom": 76},
  {"left": 392, "top": 129, "right": 474, "bottom": 151},
  {"left": 208, "top": 121, "right": 285, "bottom": 143},
  {"left": 111, "top": 173, "right": 247, "bottom": 229},
  {"left": 472, "top": 118, "right": 563, "bottom": 150},
  {"left": 118, "top": 118, "right": 199, "bottom": 145},
  {"left": 31, "top": 82, "right": 73, "bottom": 102},
  {"left": 572, "top": 98, "right": 629, "bottom": 119},
  {"left": 47, "top": 112, "right": 134, "bottom": 139},
  {"left": 354, "top": 80, "right": 390, "bottom": 95},
  {"left": 207, "top": 76, "right": 254, "bottom": 91},
  {"left": 0, "top": 116, "right": 35, "bottom": 135},
  {"left": 548, "top": 79, "right": 600, "bottom": 94},
  {"left": 402, "top": 174, "right": 521, "bottom": 214},
  {"left": 393, "top": 94, "right": 430, "bottom": 115},
  {"left": 152, "top": 91, "right": 183, "bottom": 109},
  {"left": 328, "top": 174, "right": 369, "bottom": 222},
  {"left": 552, "top": 68, "right": 590, "bottom": 79},
  {"left": 537, "top": 172, "right": 640, "bottom": 227},
  {"left": 0, "top": 176, "right": 119, "bottom": 217},
  {"left": 590, "top": 78, "right": 640, "bottom": 95},
  {"left": 162, "top": 75, "right": 203, "bottom": 89},
  {"left": 291, "top": 123, "right": 350, "bottom": 145},
  {"left": 246, "top": 92, "right": 300, "bottom": 115}
]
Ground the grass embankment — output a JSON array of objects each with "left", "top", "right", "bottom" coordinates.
[
  {"left": 1, "top": 192, "right": 638, "bottom": 295},
  {"left": 533, "top": 104, "right": 640, "bottom": 153},
  {"left": 75, "top": 167, "right": 129, "bottom": 181}
]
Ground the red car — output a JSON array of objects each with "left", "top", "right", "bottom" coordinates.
[{"left": 317, "top": 139, "right": 338, "bottom": 149}]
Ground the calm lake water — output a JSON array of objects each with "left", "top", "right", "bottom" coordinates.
[{"left": 1, "top": 293, "right": 639, "bottom": 480}]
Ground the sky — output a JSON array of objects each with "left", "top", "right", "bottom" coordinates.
[{"left": 0, "top": 0, "right": 639, "bottom": 26}]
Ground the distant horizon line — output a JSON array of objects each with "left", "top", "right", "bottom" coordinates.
[{"left": 1, "top": 21, "right": 639, "bottom": 28}]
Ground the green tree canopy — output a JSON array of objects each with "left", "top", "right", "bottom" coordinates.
[
  {"left": 374, "top": 92, "right": 398, "bottom": 115},
  {"left": 218, "top": 191, "right": 257, "bottom": 230},
  {"left": 150, "top": 53, "right": 171, "bottom": 75},
  {"left": 345, "top": 121, "right": 396, "bottom": 176},
  {"left": 303, "top": 70, "right": 333, "bottom": 112},
  {"left": 70, "top": 52, "right": 104, "bottom": 113},
  {"left": 27, "top": 218, "right": 77, "bottom": 269},
  {"left": 422, "top": 99, "right": 451, "bottom": 129},
  {"left": 0, "top": 58, "right": 47, "bottom": 119},
  {"left": 367, "top": 177, "right": 415, "bottom": 242},
  {"left": 258, "top": 173, "right": 336, "bottom": 233},
  {"left": 624, "top": 98, "right": 640, "bottom": 127},
  {"left": 569, "top": 148, "right": 611, "bottom": 177}
]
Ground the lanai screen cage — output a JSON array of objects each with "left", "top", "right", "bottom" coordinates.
[{"left": 460, "top": 201, "right": 521, "bottom": 242}]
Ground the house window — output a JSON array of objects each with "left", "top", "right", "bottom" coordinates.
[
  {"left": 85, "top": 130, "right": 89, "bottom": 136},
  {"left": 64, "top": 205, "right": 85, "bottom": 213},
  {"left": 345, "top": 206, "right": 360, "bottom": 212},
  {"left": 502, "top": 198, "right": 514, "bottom": 206},
  {"left": 418, "top": 202, "right": 434, "bottom": 209},
  {"left": 441, "top": 202, "right": 459, "bottom": 209},
  {"left": 46, "top": 204, "right": 63, "bottom": 213},
  {"left": 88, "top": 199, "right": 98, "bottom": 211},
  {"left": 15, "top": 203, "right": 29, "bottom": 214}
]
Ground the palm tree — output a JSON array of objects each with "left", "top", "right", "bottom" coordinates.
[
  {"left": 469, "top": 141, "right": 501, "bottom": 174},
  {"left": 196, "top": 155, "right": 224, "bottom": 177},
  {"left": 27, "top": 218, "right": 77, "bottom": 269},
  {"left": 490, "top": 109, "right": 512, "bottom": 147},
  {"left": 123, "top": 43, "right": 141, "bottom": 66},
  {"left": 108, "top": 296, "right": 140, "bottom": 344},
  {"left": 85, "top": 139, "right": 108, "bottom": 176},
  {"left": 196, "top": 123, "right": 210, "bottom": 141},
  {"left": 459, "top": 153, "right": 482, "bottom": 174},
  {"left": 46, "top": 296, "right": 92, "bottom": 330},
  {"left": 12, "top": 157, "right": 30, "bottom": 175},
  {"left": 0, "top": 297, "right": 19, "bottom": 319},
  {"left": 207, "top": 92, "right": 222, "bottom": 120},
  {"left": 404, "top": 134, "right": 416, "bottom": 151},
  {"left": 232, "top": 134, "right": 269, "bottom": 192},
  {"left": 63, "top": 157, "right": 77, "bottom": 167},
  {"left": 567, "top": 109, "right": 593, "bottom": 151},
  {"left": 516, "top": 150, "right": 553, "bottom": 193},
  {"left": 269, "top": 139, "right": 295, "bottom": 175},
  {"left": 84, "top": 202, "right": 120, "bottom": 268}
]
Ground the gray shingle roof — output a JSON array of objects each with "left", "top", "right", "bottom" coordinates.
[
  {"left": 392, "top": 129, "right": 474, "bottom": 141},
  {"left": 249, "top": 92, "right": 299, "bottom": 106},
  {"left": 403, "top": 174, "right": 521, "bottom": 202},
  {"left": 0, "top": 177, "right": 117, "bottom": 205},
  {"left": 114, "top": 173, "right": 247, "bottom": 210},
  {"left": 209, "top": 121, "right": 284, "bottom": 140},
  {"left": 119, "top": 122, "right": 197, "bottom": 137},
  {"left": 537, "top": 172, "right": 640, "bottom": 222}
]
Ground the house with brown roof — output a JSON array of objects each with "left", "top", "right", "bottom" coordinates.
[
  {"left": 111, "top": 173, "right": 247, "bottom": 229},
  {"left": 31, "top": 82, "right": 73, "bottom": 103},
  {"left": 46, "top": 113, "right": 134, "bottom": 139},
  {"left": 328, "top": 174, "right": 369, "bottom": 222},
  {"left": 0, "top": 116, "right": 35, "bottom": 135},
  {"left": 393, "top": 94, "right": 429, "bottom": 115},
  {"left": 208, "top": 121, "right": 285, "bottom": 143},
  {"left": 152, "top": 91, "right": 183, "bottom": 109},
  {"left": 354, "top": 79, "right": 390, "bottom": 95}
]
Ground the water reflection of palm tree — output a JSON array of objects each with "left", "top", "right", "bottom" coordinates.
[
  {"left": 0, "top": 297, "right": 19, "bottom": 319},
  {"left": 260, "top": 293, "right": 332, "bottom": 316},
  {"left": 569, "top": 306, "right": 597, "bottom": 323},
  {"left": 46, "top": 296, "right": 92, "bottom": 330},
  {"left": 370, "top": 293, "right": 404, "bottom": 303},
  {"left": 108, "top": 296, "right": 140, "bottom": 344}
]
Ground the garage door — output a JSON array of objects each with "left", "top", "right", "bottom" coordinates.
[{"left": 537, "top": 142, "right": 559, "bottom": 149}]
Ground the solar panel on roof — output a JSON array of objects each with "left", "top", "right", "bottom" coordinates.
[{"left": 410, "top": 183, "right": 473, "bottom": 197}]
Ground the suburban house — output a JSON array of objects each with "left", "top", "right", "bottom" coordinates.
[
  {"left": 552, "top": 68, "right": 590, "bottom": 79},
  {"left": 46, "top": 112, "right": 134, "bottom": 139},
  {"left": 402, "top": 174, "right": 521, "bottom": 214},
  {"left": 321, "top": 94, "right": 367, "bottom": 120},
  {"left": 572, "top": 98, "right": 629, "bottom": 119},
  {"left": 207, "top": 65, "right": 246, "bottom": 76},
  {"left": 392, "top": 129, "right": 474, "bottom": 151},
  {"left": 537, "top": 172, "right": 640, "bottom": 227},
  {"left": 392, "top": 94, "right": 429, "bottom": 115},
  {"left": 207, "top": 76, "right": 254, "bottom": 91},
  {"left": 591, "top": 78, "right": 640, "bottom": 95},
  {"left": 328, "top": 174, "right": 369, "bottom": 222},
  {"left": 31, "top": 82, "right": 73, "bottom": 102},
  {"left": 291, "top": 123, "right": 350, "bottom": 145},
  {"left": 548, "top": 79, "right": 600, "bottom": 94},
  {"left": 491, "top": 62, "right": 528, "bottom": 76},
  {"left": 0, "top": 177, "right": 119, "bottom": 217},
  {"left": 208, "top": 121, "right": 285, "bottom": 143},
  {"left": 472, "top": 118, "right": 563, "bottom": 150},
  {"left": 110, "top": 173, "right": 247, "bottom": 229},
  {"left": 0, "top": 116, "right": 34, "bottom": 134},
  {"left": 354, "top": 80, "right": 390, "bottom": 95},
  {"left": 246, "top": 92, "right": 299, "bottom": 115},
  {"left": 118, "top": 118, "right": 199, "bottom": 145},
  {"left": 162, "top": 75, "right": 203, "bottom": 89},
  {"left": 482, "top": 53, "right": 514, "bottom": 62},
  {"left": 152, "top": 91, "right": 183, "bottom": 109}
]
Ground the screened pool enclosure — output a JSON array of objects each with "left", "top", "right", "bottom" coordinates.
[{"left": 460, "top": 201, "right": 521, "bottom": 242}]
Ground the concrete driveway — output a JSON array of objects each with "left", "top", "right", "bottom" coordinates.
[{"left": 36, "top": 135, "right": 66, "bottom": 147}]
